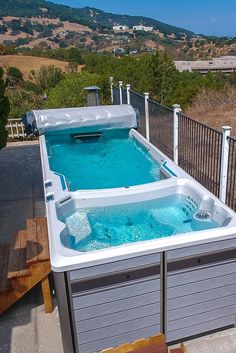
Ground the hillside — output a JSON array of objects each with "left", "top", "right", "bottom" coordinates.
[
  {"left": 1, "top": 0, "right": 236, "bottom": 60},
  {"left": 0, "top": 55, "right": 83, "bottom": 78},
  {"left": 0, "top": 0, "right": 194, "bottom": 36}
]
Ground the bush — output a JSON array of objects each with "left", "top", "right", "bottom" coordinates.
[{"left": 45, "top": 71, "right": 110, "bottom": 109}]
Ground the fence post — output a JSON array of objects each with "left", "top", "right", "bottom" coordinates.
[
  {"left": 173, "top": 104, "right": 181, "bottom": 165},
  {"left": 219, "top": 126, "right": 231, "bottom": 203},
  {"left": 119, "top": 81, "right": 123, "bottom": 105},
  {"left": 144, "top": 92, "right": 150, "bottom": 142},
  {"left": 110, "top": 77, "right": 114, "bottom": 103},
  {"left": 126, "top": 84, "right": 131, "bottom": 105}
]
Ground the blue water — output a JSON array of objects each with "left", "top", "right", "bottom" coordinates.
[
  {"left": 46, "top": 130, "right": 161, "bottom": 191},
  {"left": 60, "top": 195, "right": 219, "bottom": 252}
]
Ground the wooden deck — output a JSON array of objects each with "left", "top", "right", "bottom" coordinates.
[{"left": 0, "top": 217, "right": 52, "bottom": 315}]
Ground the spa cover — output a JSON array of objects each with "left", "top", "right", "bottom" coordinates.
[{"left": 25, "top": 105, "right": 138, "bottom": 135}]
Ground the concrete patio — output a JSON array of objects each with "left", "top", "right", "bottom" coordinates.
[
  {"left": 0, "top": 141, "right": 236, "bottom": 353},
  {"left": 0, "top": 141, "right": 63, "bottom": 353}
]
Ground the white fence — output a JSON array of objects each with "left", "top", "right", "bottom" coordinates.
[{"left": 6, "top": 119, "right": 26, "bottom": 139}]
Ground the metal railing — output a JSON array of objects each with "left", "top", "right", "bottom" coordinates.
[
  {"left": 113, "top": 86, "right": 120, "bottom": 105},
  {"left": 129, "top": 90, "right": 146, "bottom": 137},
  {"left": 111, "top": 79, "right": 236, "bottom": 211},
  {"left": 178, "top": 113, "right": 223, "bottom": 197},
  {"left": 149, "top": 99, "right": 174, "bottom": 160},
  {"left": 6, "top": 119, "right": 26, "bottom": 139}
]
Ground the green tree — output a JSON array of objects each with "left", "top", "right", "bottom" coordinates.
[
  {"left": 45, "top": 71, "right": 110, "bottom": 109},
  {"left": 30, "top": 65, "right": 65, "bottom": 91},
  {"left": 7, "top": 89, "right": 43, "bottom": 119},
  {"left": 0, "top": 67, "right": 10, "bottom": 149},
  {"left": 6, "top": 67, "right": 24, "bottom": 87},
  {"left": 66, "top": 47, "right": 83, "bottom": 64},
  {"left": 145, "top": 52, "right": 177, "bottom": 104}
]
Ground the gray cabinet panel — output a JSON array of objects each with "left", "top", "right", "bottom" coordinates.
[
  {"left": 79, "top": 325, "right": 160, "bottom": 353},
  {"left": 168, "top": 306, "right": 236, "bottom": 332},
  {"left": 167, "top": 316, "right": 234, "bottom": 342},
  {"left": 168, "top": 295, "right": 236, "bottom": 321},
  {"left": 168, "top": 272, "right": 236, "bottom": 298},
  {"left": 168, "top": 260, "right": 236, "bottom": 287},
  {"left": 78, "top": 314, "right": 160, "bottom": 344},
  {"left": 168, "top": 283, "right": 236, "bottom": 310},
  {"left": 70, "top": 253, "right": 160, "bottom": 281},
  {"left": 75, "top": 291, "right": 160, "bottom": 320},
  {"left": 76, "top": 303, "right": 160, "bottom": 332},
  {"left": 73, "top": 276, "right": 160, "bottom": 308}
]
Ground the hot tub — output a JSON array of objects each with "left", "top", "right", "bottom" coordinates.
[{"left": 27, "top": 105, "right": 236, "bottom": 353}]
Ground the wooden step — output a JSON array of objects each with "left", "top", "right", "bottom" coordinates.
[
  {"left": 0, "top": 244, "right": 12, "bottom": 292},
  {"left": 7, "top": 230, "right": 31, "bottom": 279},
  {"left": 129, "top": 343, "right": 167, "bottom": 353},
  {"left": 26, "top": 217, "right": 49, "bottom": 265},
  {"left": 0, "top": 261, "right": 51, "bottom": 315},
  {"left": 170, "top": 343, "right": 186, "bottom": 353},
  {"left": 100, "top": 335, "right": 166, "bottom": 353}
]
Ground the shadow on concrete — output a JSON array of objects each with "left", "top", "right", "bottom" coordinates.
[
  {"left": 0, "top": 143, "right": 45, "bottom": 245},
  {"left": 0, "top": 143, "right": 63, "bottom": 353}
]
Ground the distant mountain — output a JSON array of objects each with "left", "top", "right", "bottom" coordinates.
[{"left": 0, "top": 0, "right": 194, "bottom": 37}]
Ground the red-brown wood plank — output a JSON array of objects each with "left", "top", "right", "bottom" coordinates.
[
  {"left": 0, "top": 261, "right": 51, "bottom": 315},
  {"left": 8, "top": 231, "right": 31, "bottom": 279},
  {"left": 0, "top": 244, "right": 11, "bottom": 292},
  {"left": 26, "top": 217, "right": 49, "bottom": 265}
]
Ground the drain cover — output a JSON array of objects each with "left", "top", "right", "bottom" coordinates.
[{"left": 195, "top": 210, "right": 211, "bottom": 220}]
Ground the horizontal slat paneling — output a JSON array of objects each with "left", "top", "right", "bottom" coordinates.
[
  {"left": 75, "top": 291, "right": 160, "bottom": 320},
  {"left": 79, "top": 324, "right": 160, "bottom": 353},
  {"left": 73, "top": 275, "right": 160, "bottom": 308},
  {"left": 168, "top": 295, "right": 236, "bottom": 321},
  {"left": 167, "top": 316, "right": 234, "bottom": 342},
  {"left": 168, "top": 282, "right": 236, "bottom": 310},
  {"left": 168, "top": 305, "right": 235, "bottom": 331},
  {"left": 76, "top": 302, "right": 160, "bottom": 332},
  {"left": 168, "top": 272, "right": 236, "bottom": 298},
  {"left": 166, "top": 254, "right": 236, "bottom": 342},
  {"left": 168, "top": 260, "right": 236, "bottom": 287},
  {"left": 70, "top": 253, "right": 160, "bottom": 281},
  {"left": 71, "top": 266, "right": 161, "bottom": 353},
  {"left": 167, "top": 238, "right": 236, "bottom": 261},
  {"left": 78, "top": 314, "right": 160, "bottom": 344}
]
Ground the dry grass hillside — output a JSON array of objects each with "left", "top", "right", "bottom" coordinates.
[
  {"left": 0, "top": 55, "right": 83, "bottom": 78},
  {"left": 186, "top": 88, "right": 236, "bottom": 137}
]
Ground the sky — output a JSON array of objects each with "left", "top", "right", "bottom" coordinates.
[{"left": 55, "top": 0, "right": 236, "bottom": 37}]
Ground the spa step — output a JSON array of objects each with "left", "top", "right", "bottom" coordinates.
[
  {"left": 7, "top": 230, "right": 31, "bottom": 279},
  {"left": 0, "top": 244, "right": 12, "bottom": 292},
  {"left": 26, "top": 217, "right": 49, "bottom": 265},
  {"left": 0, "top": 217, "right": 52, "bottom": 315},
  {"left": 100, "top": 334, "right": 166, "bottom": 353},
  {"left": 170, "top": 343, "right": 186, "bottom": 353},
  {"left": 0, "top": 261, "right": 52, "bottom": 315}
]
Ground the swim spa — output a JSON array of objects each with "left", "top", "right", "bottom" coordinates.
[{"left": 27, "top": 105, "right": 236, "bottom": 353}]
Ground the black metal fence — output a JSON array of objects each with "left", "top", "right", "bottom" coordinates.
[
  {"left": 226, "top": 137, "right": 236, "bottom": 210},
  {"left": 178, "top": 113, "right": 223, "bottom": 198},
  {"left": 149, "top": 100, "right": 174, "bottom": 160},
  {"left": 129, "top": 90, "right": 146, "bottom": 137},
  {"left": 122, "top": 88, "right": 128, "bottom": 105},
  {"left": 112, "top": 85, "right": 236, "bottom": 211},
  {"left": 113, "top": 86, "right": 120, "bottom": 105}
]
